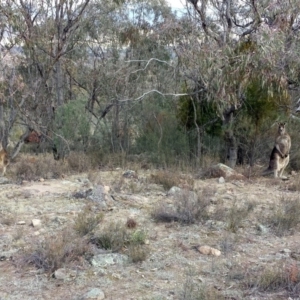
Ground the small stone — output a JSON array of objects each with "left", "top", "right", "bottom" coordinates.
[
  {"left": 167, "top": 186, "right": 182, "bottom": 196},
  {"left": 54, "top": 268, "right": 67, "bottom": 280},
  {"left": 31, "top": 219, "right": 42, "bottom": 228},
  {"left": 83, "top": 288, "right": 105, "bottom": 300},
  {"left": 123, "top": 170, "right": 137, "bottom": 178},
  {"left": 218, "top": 177, "right": 225, "bottom": 184},
  {"left": 198, "top": 245, "right": 221, "bottom": 256},
  {"left": 39, "top": 178, "right": 45, "bottom": 182},
  {"left": 17, "top": 221, "right": 26, "bottom": 225}
]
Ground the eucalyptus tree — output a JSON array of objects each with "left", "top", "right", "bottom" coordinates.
[
  {"left": 68, "top": 0, "right": 178, "bottom": 156},
  {"left": 0, "top": 0, "right": 91, "bottom": 158},
  {"left": 175, "top": 0, "right": 300, "bottom": 166}
]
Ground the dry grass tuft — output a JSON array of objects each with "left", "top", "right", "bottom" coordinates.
[
  {"left": 265, "top": 196, "right": 300, "bottom": 236},
  {"left": 22, "top": 229, "right": 91, "bottom": 273},
  {"left": 67, "top": 151, "right": 92, "bottom": 173},
  {"left": 90, "top": 221, "right": 128, "bottom": 252},
  {"left": 73, "top": 206, "right": 104, "bottom": 237},
  {"left": 226, "top": 202, "right": 254, "bottom": 233},
  {"left": 180, "top": 270, "right": 225, "bottom": 300},
  {"left": 244, "top": 262, "right": 300, "bottom": 295},
  {"left": 12, "top": 154, "right": 69, "bottom": 180},
  {"left": 152, "top": 189, "right": 210, "bottom": 224},
  {"left": 150, "top": 170, "right": 194, "bottom": 191}
]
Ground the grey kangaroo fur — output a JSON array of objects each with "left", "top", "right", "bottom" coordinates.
[{"left": 263, "top": 122, "right": 291, "bottom": 178}]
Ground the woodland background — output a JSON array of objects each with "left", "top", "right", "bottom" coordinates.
[{"left": 1, "top": 0, "right": 300, "bottom": 171}]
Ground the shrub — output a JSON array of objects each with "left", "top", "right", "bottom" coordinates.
[
  {"left": 90, "top": 221, "right": 128, "bottom": 252},
  {"left": 150, "top": 170, "right": 181, "bottom": 191},
  {"left": 22, "top": 229, "right": 91, "bottom": 273},
  {"left": 12, "top": 154, "right": 69, "bottom": 180},
  {"left": 152, "top": 189, "right": 210, "bottom": 224},
  {"left": 127, "top": 244, "right": 149, "bottom": 263},
  {"left": 73, "top": 207, "right": 103, "bottom": 237},
  {"left": 67, "top": 151, "right": 92, "bottom": 173}
]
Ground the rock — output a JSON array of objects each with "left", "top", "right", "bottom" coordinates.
[
  {"left": 123, "top": 170, "right": 137, "bottom": 178},
  {"left": 31, "top": 219, "right": 42, "bottom": 228},
  {"left": 83, "top": 288, "right": 105, "bottom": 300},
  {"left": 17, "top": 221, "right": 26, "bottom": 225},
  {"left": 88, "top": 185, "right": 106, "bottom": 206},
  {"left": 167, "top": 186, "right": 182, "bottom": 196},
  {"left": 256, "top": 224, "right": 269, "bottom": 234},
  {"left": 73, "top": 188, "right": 93, "bottom": 199},
  {"left": 209, "top": 163, "right": 246, "bottom": 180},
  {"left": 39, "top": 178, "right": 45, "bottom": 182},
  {"left": 91, "top": 253, "right": 128, "bottom": 268},
  {"left": 198, "top": 245, "right": 221, "bottom": 257},
  {"left": 54, "top": 268, "right": 68, "bottom": 280},
  {"left": 0, "top": 177, "right": 10, "bottom": 184},
  {"left": 218, "top": 176, "right": 225, "bottom": 184}
]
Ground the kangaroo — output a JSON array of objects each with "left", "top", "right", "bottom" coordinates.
[
  {"left": 0, "top": 143, "right": 9, "bottom": 176},
  {"left": 264, "top": 122, "right": 291, "bottom": 179}
]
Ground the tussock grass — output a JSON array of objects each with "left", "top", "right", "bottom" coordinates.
[
  {"left": 90, "top": 221, "right": 149, "bottom": 263},
  {"left": 244, "top": 262, "right": 300, "bottom": 296},
  {"left": 22, "top": 229, "right": 91, "bottom": 273},
  {"left": 180, "top": 270, "right": 225, "bottom": 300},
  {"left": 265, "top": 196, "right": 300, "bottom": 236},
  {"left": 152, "top": 189, "right": 210, "bottom": 224},
  {"left": 73, "top": 206, "right": 104, "bottom": 237}
]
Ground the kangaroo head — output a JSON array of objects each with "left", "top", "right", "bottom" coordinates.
[{"left": 278, "top": 122, "right": 286, "bottom": 134}]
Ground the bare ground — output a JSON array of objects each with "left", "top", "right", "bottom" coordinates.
[{"left": 1, "top": 167, "right": 300, "bottom": 300}]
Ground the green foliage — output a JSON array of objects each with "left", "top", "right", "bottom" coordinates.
[
  {"left": 177, "top": 84, "right": 222, "bottom": 136},
  {"left": 233, "top": 76, "right": 291, "bottom": 165},
  {"left": 242, "top": 78, "right": 290, "bottom": 126},
  {"left": 134, "top": 110, "right": 191, "bottom": 165},
  {"left": 54, "top": 99, "right": 90, "bottom": 155}
]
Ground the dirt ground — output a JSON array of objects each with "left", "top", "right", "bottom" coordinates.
[{"left": 0, "top": 167, "right": 300, "bottom": 300}]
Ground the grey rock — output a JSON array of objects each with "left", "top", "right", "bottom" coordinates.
[
  {"left": 0, "top": 177, "right": 10, "bottom": 184},
  {"left": 167, "top": 186, "right": 181, "bottom": 196},
  {"left": 218, "top": 176, "right": 225, "bottom": 184},
  {"left": 91, "top": 253, "right": 128, "bottom": 268},
  {"left": 122, "top": 170, "right": 137, "bottom": 178},
  {"left": 82, "top": 288, "right": 105, "bottom": 300},
  {"left": 73, "top": 188, "right": 93, "bottom": 199}
]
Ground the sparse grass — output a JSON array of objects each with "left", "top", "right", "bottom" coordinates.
[
  {"left": 152, "top": 189, "right": 210, "bottom": 224},
  {"left": 73, "top": 206, "right": 104, "bottom": 236},
  {"left": 90, "top": 222, "right": 149, "bottom": 263},
  {"left": 67, "top": 151, "right": 92, "bottom": 173},
  {"left": 11, "top": 152, "right": 96, "bottom": 181},
  {"left": 180, "top": 270, "right": 225, "bottom": 300},
  {"left": 244, "top": 262, "right": 300, "bottom": 295},
  {"left": 12, "top": 153, "right": 70, "bottom": 180},
  {"left": 287, "top": 174, "right": 300, "bottom": 191},
  {"left": 129, "top": 229, "right": 147, "bottom": 245},
  {"left": 127, "top": 244, "right": 149, "bottom": 263},
  {"left": 226, "top": 202, "right": 254, "bottom": 233},
  {"left": 0, "top": 213, "right": 15, "bottom": 226},
  {"left": 265, "top": 196, "right": 300, "bottom": 236},
  {"left": 150, "top": 170, "right": 180, "bottom": 190},
  {"left": 90, "top": 221, "right": 128, "bottom": 252},
  {"left": 150, "top": 170, "right": 194, "bottom": 191},
  {"left": 22, "top": 229, "right": 91, "bottom": 273}
]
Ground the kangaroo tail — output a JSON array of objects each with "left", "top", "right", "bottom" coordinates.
[{"left": 262, "top": 166, "right": 273, "bottom": 176}]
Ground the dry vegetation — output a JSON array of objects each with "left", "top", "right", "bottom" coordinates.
[{"left": 1, "top": 153, "right": 300, "bottom": 299}]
